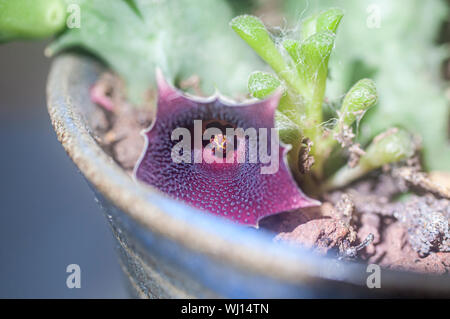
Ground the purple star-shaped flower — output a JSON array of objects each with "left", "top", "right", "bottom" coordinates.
[{"left": 134, "top": 71, "right": 319, "bottom": 226}]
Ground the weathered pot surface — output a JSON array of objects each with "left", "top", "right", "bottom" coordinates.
[{"left": 47, "top": 53, "right": 450, "bottom": 298}]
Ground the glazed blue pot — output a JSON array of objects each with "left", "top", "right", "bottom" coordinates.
[{"left": 47, "top": 54, "right": 450, "bottom": 298}]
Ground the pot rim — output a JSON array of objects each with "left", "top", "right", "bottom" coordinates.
[{"left": 47, "top": 53, "right": 450, "bottom": 296}]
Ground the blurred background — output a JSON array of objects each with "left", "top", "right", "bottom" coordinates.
[{"left": 0, "top": 41, "right": 127, "bottom": 298}]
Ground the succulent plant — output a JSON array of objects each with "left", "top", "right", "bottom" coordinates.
[
  {"left": 134, "top": 71, "right": 319, "bottom": 226},
  {"left": 230, "top": 10, "right": 415, "bottom": 193}
]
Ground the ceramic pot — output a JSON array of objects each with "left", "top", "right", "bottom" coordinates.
[{"left": 47, "top": 53, "right": 450, "bottom": 298}]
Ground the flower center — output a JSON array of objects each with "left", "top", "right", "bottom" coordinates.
[{"left": 210, "top": 134, "right": 227, "bottom": 152}]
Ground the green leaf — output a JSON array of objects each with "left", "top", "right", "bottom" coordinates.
[
  {"left": 282, "top": 38, "right": 301, "bottom": 65},
  {"left": 284, "top": 0, "right": 450, "bottom": 171},
  {"left": 275, "top": 110, "right": 302, "bottom": 145},
  {"left": 301, "top": 8, "right": 344, "bottom": 39},
  {"left": 298, "top": 31, "right": 335, "bottom": 124},
  {"left": 48, "top": 0, "right": 262, "bottom": 104},
  {"left": 248, "top": 71, "right": 281, "bottom": 99},
  {"left": 275, "top": 110, "right": 304, "bottom": 177},
  {"left": 231, "top": 15, "right": 303, "bottom": 92},
  {"left": 338, "top": 78, "right": 377, "bottom": 129},
  {"left": 230, "top": 15, "right": 285, "bottom": 74},
  {"left": 0, "top": 0, "right": 66, "bottom": 40},
  {"left": 299, "top": 31, "right": 335, "bottom": 88}
]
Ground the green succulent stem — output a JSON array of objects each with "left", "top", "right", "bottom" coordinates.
[
  {"left": 284, "top": 31, "right": 336, "bottom": 177},
  {"left": 323, "top": 164, "right": 366, "bottom": 190},
  {"left": 319, "top": 78, "right": 379, "bottom": 156},
  {"left": 324, "top": 128, "right": 415, "bottom": 190},
  {"left": 298, "top": 32, "right": 335, "bottom": 123},
  {"left": 337, "top": 78, "right": 378, "bottom": 131},
  {"left": 230, "top": 15, "right": 304, "bottom": 93}
]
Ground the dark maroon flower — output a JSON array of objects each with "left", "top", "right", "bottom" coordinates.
[{"left": 134, "top": 70, "right": 319, "bottom": 226}]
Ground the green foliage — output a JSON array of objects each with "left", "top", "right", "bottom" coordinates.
[
  {"left": 0, "top": 0, "right": 66, "bottom": 41},
  {"left": 275, "top": 111, "right": 302, "bottom": 145},
  {"left": 301, "top": 8, "right": 344, "bottom": 39},
  {"left": 361, "top": 128, "right": 415, "bottom": 169},
  {"left": 284, "top": 0, "right": 450, "bottom": 171},
  {"left": 230, "top": 15, "right": 302, "bottom": 92},
  {"left": 297, "top": 31, "right": 335, "bottom": 125},
  {"left": 232, "top": 10, "right": 344, "bottom": 166},
  {"left": 282, "top": 39, "right": 301, "bottom": 64},
  {"left": 48, "top": 0, "right": 262, "bottom": 104},
  {"left": 230, "top": 15, "right": 282, "bottom": 70},
  {"left": 233, "top": 8, "right": 418, "bottom": 189},
  {"left": 248, "top": 71, "right": 280, "bottom": 99},
  {"left": 338, "top": 78, "right": 378, "bottom": 130}
]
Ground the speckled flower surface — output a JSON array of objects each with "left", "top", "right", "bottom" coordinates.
[{"left": 135, "top": 71, "right": 319, "bottom": 226}]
